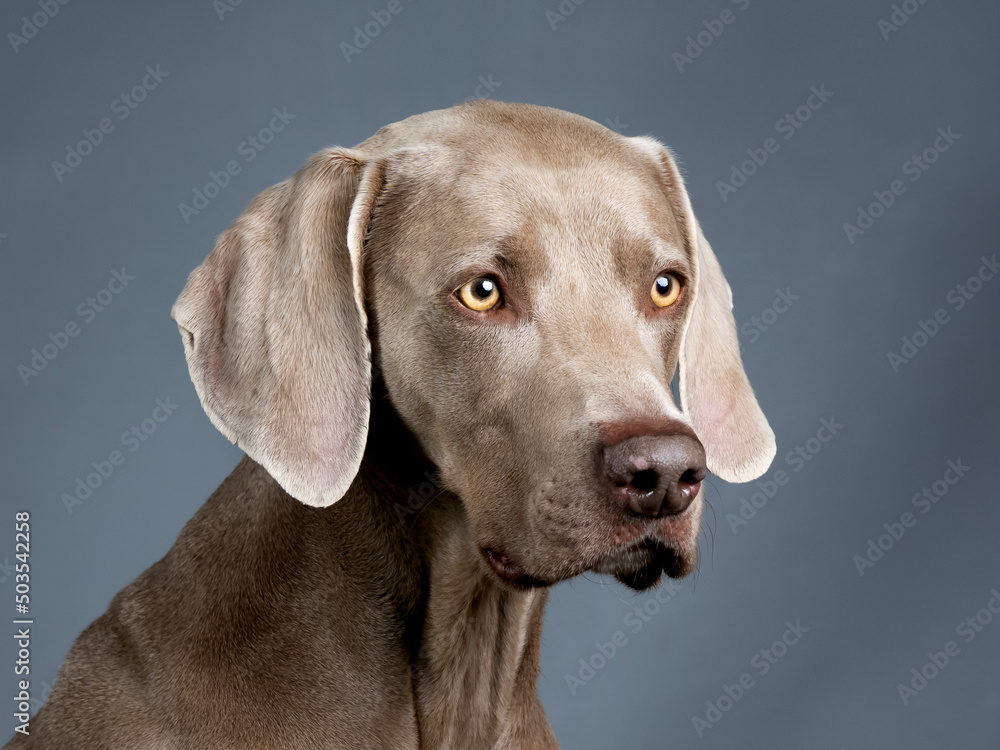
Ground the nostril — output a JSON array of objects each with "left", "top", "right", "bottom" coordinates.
[
  {"left": 631, "top": 469, "right": 659, "bottom": 493},
  {"left": 678, "top": 468, "right": 703, "bottom": 489}
]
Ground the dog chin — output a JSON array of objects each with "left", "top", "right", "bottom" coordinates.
[{"left": 599, "top": 538, "right": 696, "bottom": 592}]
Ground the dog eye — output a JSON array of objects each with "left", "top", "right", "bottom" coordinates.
[
  {"left": 457, "top": 276, "right": 502, "bottom": 311},
  {"left": 650, "top": 272, "right": 682, "bottom": 308}
]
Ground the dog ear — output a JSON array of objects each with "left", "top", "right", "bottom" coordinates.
[
  {"left": 631, "top": 136, "right": 776, "bottom": 482},
  {"left": 679, "top": 225, "right": 776, "bottom": 482},
  {"left": 172, "top": 148, "right": 387, "bottom": 506}
]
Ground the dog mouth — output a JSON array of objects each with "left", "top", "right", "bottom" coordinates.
[
  {"left": 481, "top": 548, "right": 551, "bottom": 589},
  {"left": 481, "top": 534, "right": 696, "bottom": 592},
  {"left": 480, "top": 493, "right": 701, "bottom": 591},
  {"left": 591, "top": 504, "right": 701, "bottom": 590},
  {"left": 602, "top": 537, "right": 693, "bottom": 591}
]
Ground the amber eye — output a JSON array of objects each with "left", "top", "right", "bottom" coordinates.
[
  {"left": 651, "top": 272, "right": 682, "bottom": 308},
  {"left": 457, "top": 276, "right": 502, "bottom": 311}
]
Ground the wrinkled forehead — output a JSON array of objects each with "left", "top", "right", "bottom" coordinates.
[{"left": 376, "top": 138, "right": 690, "bottom": 288}]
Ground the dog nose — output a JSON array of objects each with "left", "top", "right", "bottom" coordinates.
[{"left": 602, "top": 434, "right": 707, "bottom": 517}]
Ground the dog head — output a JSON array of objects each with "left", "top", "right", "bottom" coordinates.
[{"left": 173, "top": 101, "right": 775, "bottom": 591}]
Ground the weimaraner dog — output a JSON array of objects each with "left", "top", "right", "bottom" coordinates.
[{"left": 9, "top": 100, "right": 774, "bottom": 749}]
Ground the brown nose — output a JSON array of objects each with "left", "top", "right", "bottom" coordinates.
[{"left": 602, "top": 434, "right": 707, "bottom": 517}]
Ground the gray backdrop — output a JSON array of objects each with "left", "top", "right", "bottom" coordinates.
[{"left": 2, "top": 0, "right": 998, "bottom": 747}]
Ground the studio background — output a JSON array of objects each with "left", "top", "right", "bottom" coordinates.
[{"left": 2, "top": 1, "right": 998, "bottom": 747}]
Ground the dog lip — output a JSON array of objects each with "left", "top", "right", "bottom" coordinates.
[
  {"left": 481, "top": 548, "right": 549, "bottom": 588},
  {"left": 610, "top": 493, "right": 699, "bottom": 545},
  {"left": 604, "top": 537, "right": 691, "bottom": 590},
  {"left": 596, "top": 498, "right": 701, "bottom": 587},
  {"left": 482, "top": 548, "right": 526, "bottom": 585}
]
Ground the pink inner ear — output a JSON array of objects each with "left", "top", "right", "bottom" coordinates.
[
  {"left": 686, "top": 379, "right": 733, "bottom": 456},
  {"left": 699, "top": 407, "right": 775, "bottom": 484},
  {"left": 682, "top": 363, "right": 775, "bottom": 485},
  {"left": 691, "top": 398, "right": 729, "bottom": 446},
  {"left": 696, "top": 402, "right": 741, "bottom": 467}
]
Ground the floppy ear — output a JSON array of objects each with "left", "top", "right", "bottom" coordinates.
[
  {"left": 632, "top": 136, "right": 776, "bottom": 482},
  {"left": 680, "top": 224, "right": 776, "bottom": 481},
  {"left": 171, "top": 148, "right": 387, "bottom": 506}
]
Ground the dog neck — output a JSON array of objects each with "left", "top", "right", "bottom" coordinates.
[
  {"left": 363, "top": 393, "right": 551, "bottom": 748},
  {"left": 411, "top": 511, "right": 548, "bottom": 748}
]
